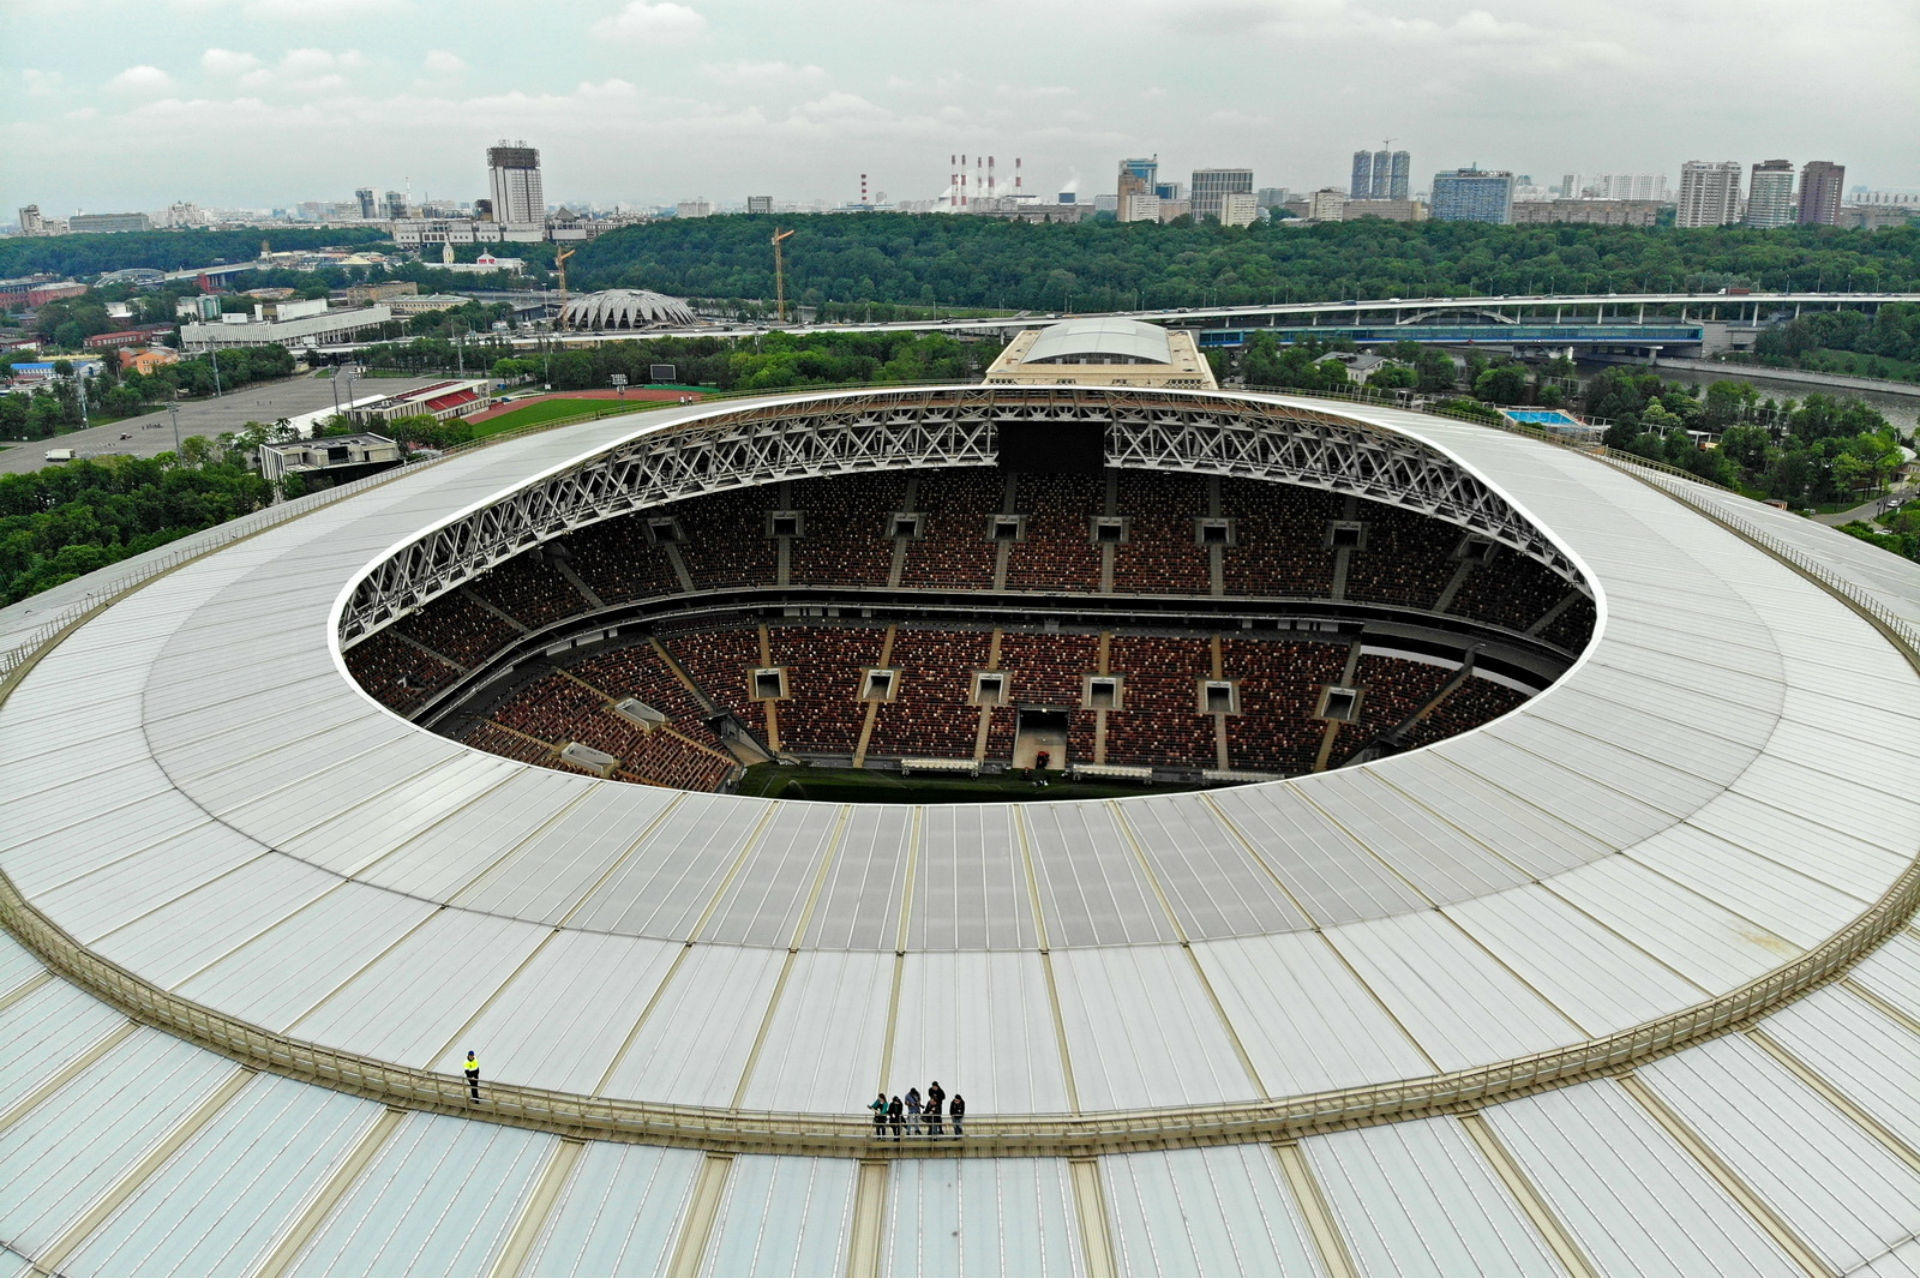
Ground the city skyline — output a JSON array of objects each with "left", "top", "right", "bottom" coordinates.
[{"left": 4, "top": 0, "right": 1915, "bottom": 216}]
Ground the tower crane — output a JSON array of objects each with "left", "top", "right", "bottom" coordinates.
[
  {"left": 771, "top": 227, "right": 795, "bottom": 323},
  {"left": 554, "top": 246, "right": 577, "bottom": 331}
]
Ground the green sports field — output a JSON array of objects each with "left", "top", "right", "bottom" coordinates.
[
  {"left": 471, "top": 396, "right": 672, "bottom": 438},
  {"left": 735, "top": 763, "right": 1205, "bottom": 804}
]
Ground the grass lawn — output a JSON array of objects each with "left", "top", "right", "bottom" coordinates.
[
  {"left": 735, "top": 762, "right": 1206, "bottom": 804},
  {"left": 471, "top": 397, "right": 671, "bottom": 438}
]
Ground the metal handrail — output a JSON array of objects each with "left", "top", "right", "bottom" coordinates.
[
  {"left": 0, "top": 850, "right": 1912, "bottom": 1156},
  {"left": 3, "top": 379, "right": 1917, "bottom": 1155}
]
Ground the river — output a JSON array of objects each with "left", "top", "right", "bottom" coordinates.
[{"left": 1577, "top": 360, "right": 1920, "bottom": 434}]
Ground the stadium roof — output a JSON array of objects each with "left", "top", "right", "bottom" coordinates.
[
  {"left": 3, "top": 385, "right": 1919, "bottom": 1276},
  {"left": 1022, "top": 316, "right": 1174, "bottom": 364}
]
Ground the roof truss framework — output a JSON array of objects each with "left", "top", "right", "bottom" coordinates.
[{"left": 339, "top": 388, "right": 1584, "bottom": 646}]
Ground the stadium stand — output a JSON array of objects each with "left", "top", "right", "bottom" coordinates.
[
  {"left": 1218, "top": 478, "right": 1340, "bottom": 597},
  {"left": 1402, "top": 674, "right": 1531, "bottom": 748},
  {"left": 1342, "top": 503, "right": 1458, "bottom": 609},
  {"left": 865, "top": 626, "right": 991, "bottom": 760},
  {"left": 674, "top": 488, "right": 781, "bottom": 589},
  {"left": 900, "top": 468, "right": 1001, "bottom": 588},
  {"left": 1103, "top": 634, "right": 1218, "bottom": 766},
  {"left": 394, "top": 588, "right": 522, "bottom": 666},
  {"left": 762, "top": 624, "right": 887, "bottom": 755},
  {"left": 1006, "top": 473, "right": 1104, "bottom": 592},
  {"left": 1445, "top": 548, "right": 1570, "bottom": 632},
  {"left": 1334, "top": 652, "right": 1457, "bottom": 758},
  {"left": 666, "top": 625, "right": 770, "bottom": 739},
  {"left": 564, "top": 519, "right": 683, "bottom": 603},
  {"left": 470, "top": 552, "right": 592, "bottom": 630},
  {"left": 788, "top": 474, "right": 904, "bottom": 587},
  {"left": 1111, "top": 470, "right": 1211, "bottom": 594},
  {"left": 1219, "top": 637, "right": 1350, "bottom": 771},
  {"left": 343, "top": 630, "right": 464, "bottom": 713},
  {"left": 1539, "top": 592, "right": 1599, "bottom": 652}
]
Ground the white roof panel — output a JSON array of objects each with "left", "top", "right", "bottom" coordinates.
[
  {"left": 1101, "top": 1146, "right": 1326, "bottom": 1278},
  {"left": 884, "top": 1158, "right": 1085, "bottom": 1278},
  {"left": 698, "top": 1155, "right": 856, "bottom": 1278},
  {"left": 892, "top": 951, "right": 1071, "bottom": 1115},
  {"left": 521, "top": 1142, "right": 704, "bottom": 1278}
]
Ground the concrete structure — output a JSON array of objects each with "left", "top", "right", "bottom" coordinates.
[
  {"left": 1746, "top": 161, "right": 1797, "bottom": 229},
  {"left": 1341, "top": 197, "right": 1426, "bottom": 223},
  {"left": 1677, "top": 161, "right": 1743, "bottom": 228},
  {"left": 1430, "top": 168, "right": 1515, "bottom": 223},
  {"left": 180, "top": 303, "right": 393, "bottom": 351},
  {"left": 6, "top": 384, "right": 1920, "bottom": 1276},
  {"left": 1190, "top": 168, "right": 1254, "bottom": 223},
  {"left": 558, "top": 289, "right": 698, "bottom": 331},
  {"left": 440, "top": 251, "right": 530, "bottom": 275},
  {"left": 258, "top": 431, "right": 403, "bottom": 483},
  {"left": 1220, "top": 192, "right": 1260, "bottom": 227},
  {"left": 386, "top": 293, "right": 469, "bottom": 316},
  {"left": 1511, "top": 199, "right": 1662, "bottom": 227},
  {"left": 674, "top": 200, "right": 712, "bottom": 219},
  {"left": 1799, "top": 160, "right": 1845, "bottom": 225},
  {"left": 345, "top": 281, "right": 420, "bottom": 305},
  {"left": 1256, "top": 186, "right": 1289, "bottom": 209},
  {"left": 985, "top": 317, "right": 1216, "bottom": 388},
  {"left": 16, "top": 204, "right": 45, "bottom": 236},
  {"left": 1155, "top": 198, "right": 1191, "bottom": 222},
  {"left": 486, "top": 141, "right": 544, "bottom": 229},
  {"left": 1307, "top": 188, "right": 1349, "bottom": 222},
  {"left": 747, "top": 195, "right": 773, "bottom": 214},
  {"left": 355, "top": 188, "right": 377, "bottom": 219},
  {"left": 67, "top": 211, "right": 152, "bottom": 234}
]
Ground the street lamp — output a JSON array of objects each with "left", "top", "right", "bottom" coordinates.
[
  {"left": 610, "top": 373, "right": 627, "bottom": 401},
  {"left": 168, "top": 402, "right": 182, "bottom": 456}
]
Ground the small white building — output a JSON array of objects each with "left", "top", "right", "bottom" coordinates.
[{"left": 180, "top": 304, "right": 393, "bottom": 351}]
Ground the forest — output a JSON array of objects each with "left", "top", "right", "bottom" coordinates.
[
  {"left": 0, "top": 452, "right": 273, "bottom": 604},
  {"left": 0, "top": 226, "right": 387, "bottom": 281},
  {"left": 570, "top": 213, "right": 1920, "bottom": 313}
]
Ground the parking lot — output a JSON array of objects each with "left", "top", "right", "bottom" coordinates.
[{"left": 0, "top": 369, "right": 450, "bottom": 476}]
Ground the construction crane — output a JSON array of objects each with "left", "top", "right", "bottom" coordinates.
[
  {"left": 771, "top": 227, "right": 795, "bottom": 323},
  {"left": 554, "top": 246, "right": 577, "bottom": 331}
]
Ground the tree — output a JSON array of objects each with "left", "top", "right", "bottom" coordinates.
[{"left": 1472, "top": 364, "right": 1529, "bottom": 405}]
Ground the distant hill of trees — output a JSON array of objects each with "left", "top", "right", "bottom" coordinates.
[
  {"left": 572, "top": 214, "right": 1920, "bottom": 312},
  {"left": 0, "top": 226, "right": 388, "bottom": 281}
]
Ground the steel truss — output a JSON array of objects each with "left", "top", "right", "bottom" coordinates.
[{"left": 340, "top": 387, "right": 1582, "bottom": 646}]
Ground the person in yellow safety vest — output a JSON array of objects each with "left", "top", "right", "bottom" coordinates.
[{"left": 464, "top": 1050, "right": 480, "bottom": 1101}]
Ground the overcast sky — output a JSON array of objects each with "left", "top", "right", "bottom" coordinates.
[{"left": 4, "top": 0, "right": 1915, "bottom": 216}]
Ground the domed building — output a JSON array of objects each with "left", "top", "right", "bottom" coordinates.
[{"left": 559, "top": 287, "right": 697, "bottom": 331}]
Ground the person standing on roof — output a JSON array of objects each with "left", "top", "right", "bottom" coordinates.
[
  {"left": 887, "top": 1095, "right": 905, "bottom": 1140},
  {"left": 949, "top": 1093, "right": 965, "bottom": 1136},
  {"left": 905, "top": 1085, "right": 923, "bottom": 1136},
  {"left": 925, "top": 1080, "right": 945, "bottom": 1136},
  {"left": 868, "top": 1092, "right": 888, "bottom": 1136},
  {"left": 464, "top": 1051, "right": 480, "bottom": 1102}
]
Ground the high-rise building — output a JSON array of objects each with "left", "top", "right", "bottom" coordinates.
[
  {"left": 69, "top": 212, "right": 153, "bottom": 234},
  {"left": 355, "top": 188, "right": 376, "bottom": 219},
  {"left": 1386, "top": 151, "right": 1411, "bottom": 201},
  {"left": 1119, "top": 157, "right": 1158, "bottom": 190},
  {"left": 1429, "top": 169, "right": 1514, "bottom": 223},
  {"left": 17, "top": 205, "right": 44, "bottom": 236},
  {"left": 1220, "top": 192, "right": 1260, "bottom": 228},
  {"left": 1798, "top": 161, "right": 1845, "bottom": 226},
  {"left": 1256, "top": 187, "right": 1290, "bottom": 209},
  {"left": 1190, "top": 168, "right": 1254, "bottom": 223},
  {"left": 1745, "top": 160, "right": 1796, "bottom": 228},
  {"left": 1153, "top": 181, "right": 1184, "bottom": 202},
  {"left": 486, "top": 141, "right": 544, "bottom": 227},
  {"left": 747, "top": 196, "right": 773, "bottom": 214},
  {"left": 1307, "top": 189, "right": 1349, "bottom": 222},
  {"left": 1675, "top": 161, "right": 1742, "bottom": 228},
  {"left": 1350, "top": 150, "right": 1374, "bottom": 198},
  {"left": 382, "top": 190, "right": 408, "bottom": 220},
  {"left": 1117, "top": 166, "right": 1156, "bottom": 223},
  {"left": 1367, "top": 149, "right": 1389, "bottom": 198}
]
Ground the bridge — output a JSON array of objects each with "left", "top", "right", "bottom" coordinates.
[
  {"left": 1194, "top": 323, "right": 1706, "bottom": 353},
  {"left": 302, "top": 290, "right": 1919, "bottom": 357}
]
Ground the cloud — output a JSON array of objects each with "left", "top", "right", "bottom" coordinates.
[
  {"left": 201, "top": 48, "right": 262, "bottom": 75},
  {"left": 592, "top": 1, "right": 706, "bottom": 44},
  {"left": 22, "top": 69, "right": 64, "bottom": 97},
  {"left": 238, "top": 47, "right": 368, "bottom": 93},
  {"left": 423, "top": 49, "right": 466, "bottom": 74},
  {"left": 701, "top": 59, "right": 826, "bottom": 88},
  {"left": 110, "top": 65, "right": 176, "bottom": 95}
]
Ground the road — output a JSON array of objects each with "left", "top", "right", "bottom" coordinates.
[{"left": 0, "top": 371, "right": 450, "bottom": 475}]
